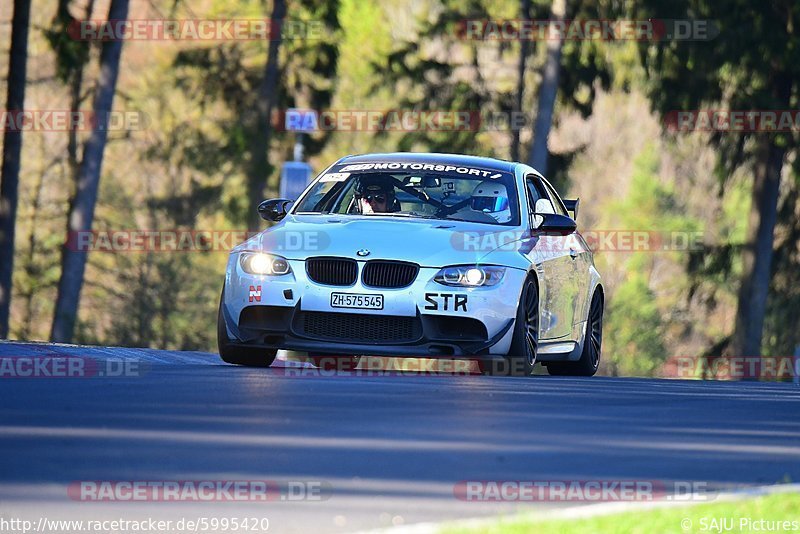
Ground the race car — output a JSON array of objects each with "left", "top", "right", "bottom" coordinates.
[{"left": 218, "top": 153, "right": 604, "bottom": 376}]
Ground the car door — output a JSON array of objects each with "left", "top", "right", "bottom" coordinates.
[
  {"left": 540, "top": 178, "right": 587, "bottom": 336},
  {"left": 522, "top": 175, "right": 574, "bottom": 340}
]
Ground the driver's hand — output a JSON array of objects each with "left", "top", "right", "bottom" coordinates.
[{"left": 360, "top": 198, "right": 374, "bottom": 214}]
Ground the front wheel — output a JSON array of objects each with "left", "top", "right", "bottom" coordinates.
[
  {"left": 217, "top": 292, "right": 277, "bottom": 367},
  {"left": 547, "top": 290, "right": 603, "bottom": 377},
  {"left": 479, "top": 276, "right": 539, "bottom": 377}
]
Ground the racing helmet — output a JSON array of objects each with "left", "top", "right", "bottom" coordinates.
[{"left": 471, "top": 180, "right": 511, "bottom": 223}]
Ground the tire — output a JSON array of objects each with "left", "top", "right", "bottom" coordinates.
[
  {"left": 479, "top": 276, "right": 539, "bottom": 377},
  {"left": 310, "top": 354, "right": 361, "bottom": 371},
  {"left": 217, "top": 290, "right": 277, "bottom": 367},
  {"left": 547, "top": 290, "right": 603, "bottom": 377}
]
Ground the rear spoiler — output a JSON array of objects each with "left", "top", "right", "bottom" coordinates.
[{"left": 563, "top": 198, "right": 579, "bottom": 221}]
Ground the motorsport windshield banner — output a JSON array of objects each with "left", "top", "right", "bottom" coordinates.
[{"left": 332, "top": 161, "right": 506, "bottom": 179}]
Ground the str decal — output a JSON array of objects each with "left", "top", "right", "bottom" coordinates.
[{"left": 424, "top": 293, "right": 468, "bottom": 312}]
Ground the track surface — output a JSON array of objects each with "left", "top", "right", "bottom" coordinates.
[{"left": 1, "top": 341, "right": 799, "bottom": 533}]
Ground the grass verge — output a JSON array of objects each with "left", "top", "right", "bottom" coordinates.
[{"left": 443, "top": 492, "right": 800, "bottom": 534}]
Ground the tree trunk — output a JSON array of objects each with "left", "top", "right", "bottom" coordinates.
[
  {"left": 246, "top": 0, "right": 287, "bottom": 232},
  {"left": 729, "top": 71, "right": 792, "bottom": 360},
  {"left": 729, "top": 138, "right": 785, "bottom": 358},
  {"left": 67, "top": 0, "right": 97, "bottom": 181},
  {"left": 510, "top": 0, "right": 531, "bottom": 162},
  {"left": 527, "top": 0, "right": 566, "bottom": 176},
  {"left": 50, "top": 0, "right": 130, "bottom": 343},
  {"left": 0, "top": 0, "right": 33, "bottom": 339}
]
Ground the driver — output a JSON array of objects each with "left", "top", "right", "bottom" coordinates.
[
  {"left": 471, "top": 180, "right": 511, "bottom": 223},
  {"left": 357, "top": 175, "right": 398, "bottom": 214}
]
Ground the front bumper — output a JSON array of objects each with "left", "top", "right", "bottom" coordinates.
[
  {"left": 222, "top": 302, "right": 514, "bottom": 358},
  {"left": 221, "top": 254, "right": 527, "bottom": 359}
]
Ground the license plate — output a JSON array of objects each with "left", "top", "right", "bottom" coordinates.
[{"left": 330, "top": 292, "right": 384, "bottom": 310}]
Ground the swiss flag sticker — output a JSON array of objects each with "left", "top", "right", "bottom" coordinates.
[{"left": 249, "top": 285, "right": 262, "bottom": 303}]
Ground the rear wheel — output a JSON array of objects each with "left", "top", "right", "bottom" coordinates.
[
  {"left": 547, "top": 291, "right": 603, "bottom": 377},
  {"left": 311, "top": 354, "right": 361, "bottom": 371},
  {"left": 217, "top": 290, "right": 277, "bottom": 367},
  {"left": 479, "top": 276, "right": 538, "bottom": 377}
]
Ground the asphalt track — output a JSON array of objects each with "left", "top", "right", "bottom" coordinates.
[{"left": 1, "top": 341, "right": 799, "bottom": 533}]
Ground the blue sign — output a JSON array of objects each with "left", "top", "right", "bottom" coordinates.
[{"left": 280, "top": 162, "right": 313, "bottom": 200}]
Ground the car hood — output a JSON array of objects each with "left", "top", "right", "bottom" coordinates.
[{"left": 233, "top": 214, "right": 530, "bottom": 268}]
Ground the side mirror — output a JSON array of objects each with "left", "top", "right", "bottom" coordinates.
[
  {"left": 258, "top": 198, "right": 293, "bottom": 222},
  {"left": 563, "top": 198, "right": 579, "bottom": 221},
  {"left": 532, "top": 213, "right": 576, "bottom": 236}
]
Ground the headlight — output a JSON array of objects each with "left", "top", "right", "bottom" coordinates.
[
  {"left": 433, "top": 265, "right": 505, "bottom": 287},
  {"left": 239, "top": 252, "right": 291, "bottom": 275}
]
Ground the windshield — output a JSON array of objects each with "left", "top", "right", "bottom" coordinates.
[{"left": 293, "top": 162, "right": 520, "bottom": 226}]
